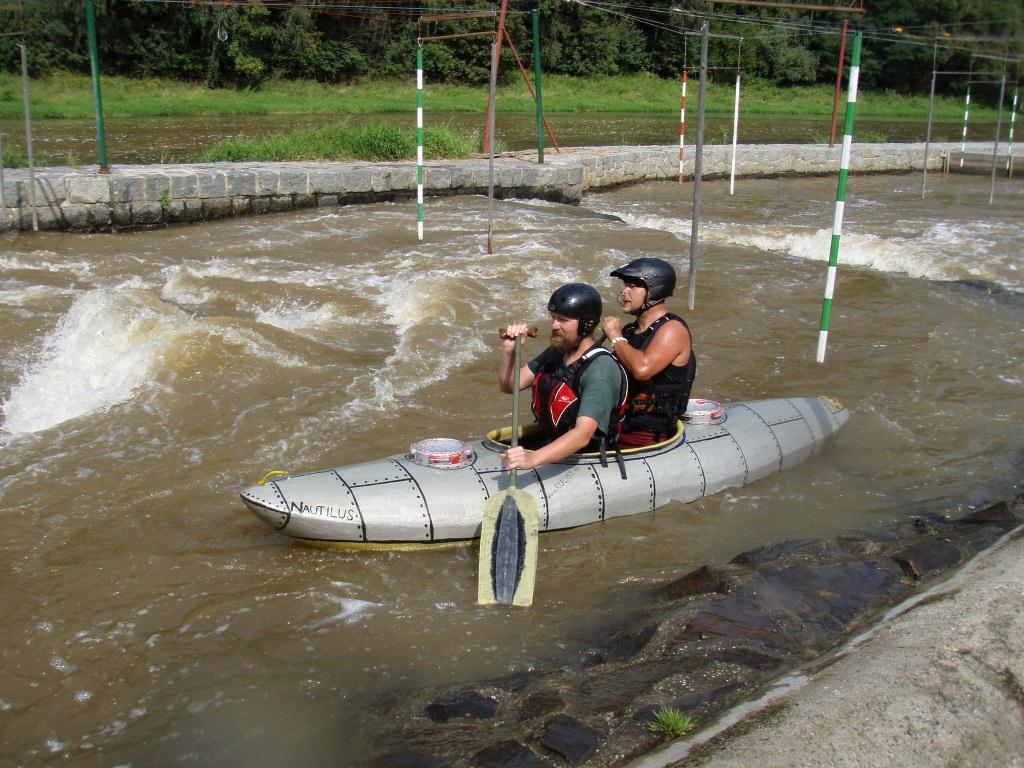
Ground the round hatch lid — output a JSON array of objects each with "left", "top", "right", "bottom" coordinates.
[
  {"left": 408, "top": 438, "right": 474, "bottom": 469},
  {"left": 683, "top": 398, "right": 726, "bottom": 425}
]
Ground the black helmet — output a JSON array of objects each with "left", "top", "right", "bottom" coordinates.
[
  {"left": 610, "top": 257, "right": 676, "bottom": 308},
  {"left": 547, "top": 283, "right": 602, "bottom": 337}
]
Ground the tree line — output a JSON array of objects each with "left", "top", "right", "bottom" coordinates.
[{"left": 1, "top": 0, "right": 1021, "bottom": 98}]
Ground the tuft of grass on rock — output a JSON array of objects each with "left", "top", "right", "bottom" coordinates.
[
  {"left": 2, "top": 146, "right": 28, "bottom": 168},
  {"left": 194, "top": 122, "right": 476, "bottom": 163},
  {"left": 649, "top": 707, "right": 695, "bottom": 739}
]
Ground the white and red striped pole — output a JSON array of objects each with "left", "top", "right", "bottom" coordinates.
[
  {"left": 416, "top": 44, "right": 425, "bottom": 241},
  {"left": 678, "top": 70, "right": 688, "bottom": 184}
]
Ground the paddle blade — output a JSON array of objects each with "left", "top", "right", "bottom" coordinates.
[{"left": 477, "top": 488, "right": 539, "bottom": 607}]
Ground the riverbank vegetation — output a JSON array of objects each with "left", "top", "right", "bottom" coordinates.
[
  {"left": 0, "top": 72, "right": 1000, "bottom": 123},
  {"left": 195, "top": 122, "right": 478, "bottom": 163},
  {"left": 2, "top": 0, "right": 1019, "bottom": 102}
]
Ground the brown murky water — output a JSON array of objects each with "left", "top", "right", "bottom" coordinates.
[
  {"left": 2, "top": 112, "right": 989, "bottom": 166},
  {"left": 1, "top": 170, "right": 1022, "bottom": 766}
]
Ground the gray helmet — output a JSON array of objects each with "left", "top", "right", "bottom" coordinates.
[
  {"left": 548, "top": 283, "right": 602, "bottom": 337},
  {"left": 610, "top": 257, "right": 676, "bottom": 308}
]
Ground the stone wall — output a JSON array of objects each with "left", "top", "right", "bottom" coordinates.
[{"left": 0, "top": 142, "right": 968, "bottom": 233}]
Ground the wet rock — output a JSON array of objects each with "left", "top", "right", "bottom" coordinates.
[
  {"left": 957, "top": 501, "right": 1020, "bottom": 526},
  {"left": 425, "top": 692, "right": 498, "bottom": 723},
  {"left": 536, "top": 714, "right": 605, "bottom": 765},
  {"left": 675, "top": 597, "right": 793, "bottom": 648},
  {"left": 710, "top": 647, "right": 784, "bottom": 671},
  {"left": 368, "top": 493, "right": 1022, "bottom": 768},
  {"left": 661, "top": 564, "right": 747, "bottom": 599},
  {"left": 893, "top": 540, "right": 964, "bottom": 580},
  {"left": 578, "top": 661, "right": 687, "bottom": 712},
  {"left": 730, "top": 538, "right": 846, "bottom": 566},
  {"left": 633, "top": 681, "right": 746, "bottom": 724},
  {"left": 469, "top": 740, "right": 550, "bottom": 768},
  {"left": 518, "top": 690, "right": 564, "bottom": 721},
  {"left": 747, "top": 562, "right": 902, "bottom": 633},
  {"left": 370, "top": 753, "right": 447, "bottom": 768},
  {"left": 836, "top": 536, "right": 891, "bottom": 558},
  {"left": 600, "top": 621, "right": 659, "bottom": 662}
]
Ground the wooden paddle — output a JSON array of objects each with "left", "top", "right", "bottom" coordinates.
[{"left": 478, "top": 327, "right": 540, "bottom": 607}]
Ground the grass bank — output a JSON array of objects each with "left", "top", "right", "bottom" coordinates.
[
  {"left": 0, "top": 72, "right": 1001, "bottom": 122},
  {"left": 195, "top": 122, "right": 478, "bottom": 162}
]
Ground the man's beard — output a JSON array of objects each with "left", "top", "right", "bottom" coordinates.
[{"left": 551, "top": 329, "right": 581, "bottom": 356}]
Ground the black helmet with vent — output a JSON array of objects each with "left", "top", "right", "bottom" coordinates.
[
  {"left": 547, "top": 283, "right": 602, "bottom": 337},
  {"left": 610, "top": 258, "right": 676, "bottom": 309}
]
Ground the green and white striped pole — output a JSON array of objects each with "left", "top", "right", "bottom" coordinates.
[
  {"left": 816, "top": 31, "right": 862, "bottom": 364},
  {"left": 416, "top": 44, "right": 425, "bottom": 241},
  {"left": 958, "top": 84, "right": 971, "bottom": 168}
]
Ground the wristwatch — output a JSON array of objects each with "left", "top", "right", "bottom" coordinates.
[{"left": 610, "top": 336, "right": 627, "bottom": 346}]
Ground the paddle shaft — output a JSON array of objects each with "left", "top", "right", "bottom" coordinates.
[{"left": 509, "top": 337, "right": 522, "bottom": 485}]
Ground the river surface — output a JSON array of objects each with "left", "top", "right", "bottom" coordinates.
[
  {"left": 1, "top": 170, "right": 1022, "bottom": 767},
  {"left": 1, "top": 112, "right": 990, "bottom": 166}
]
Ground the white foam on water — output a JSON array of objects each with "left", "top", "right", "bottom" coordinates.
[
  {"left": 1, "top": 286, "right": 308, "bottom": 435},
  {"left": 340, "top": 264, "right": 490, "bottom": 420},
  {"left": 595, "top": 208, "right": 1023, "bottom": 291},
  {"left": 308, "top": 594, "right": 380, "bottom": 628},
  {"left": 0, "top": 284, "right": 74, "bottom": 307},
  {"left": 0, "top": 252, "right": 96, "bottom": 277},
  {"left": 255, "top": 300, "right": 346, "bottom": 334}
]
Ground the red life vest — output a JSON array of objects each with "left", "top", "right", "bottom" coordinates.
[{"left": 531, "top": 345, "right": 628, "bottom": 450}]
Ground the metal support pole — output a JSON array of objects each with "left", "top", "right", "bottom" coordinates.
[
  {"left": 921, "top": 39, "right": 938, "bottom": 200},
  {"left": 1006, "top": 89, "right": 1018, "bottom": 175},
  {"left": 829, "top": 19, "right": 848, "bottom": 148},
  {"left": 85, "top": 0, "right": 109, "bottom": 172},
  {"left": 486, "top": 40, "right": 498, "bottom": 254},
  {"left": 416, "top": 45, "right": 425, "bottom": 241},
  {"left": 816, "top": 31, "right": 863, "bottom": 364},
  {"left": 482, "top": 0, "right": 510, "bottom": 153},
  {"left": 18, "top": 44, "right": 37, "bottom": 232},
  {"left": 687, "top": 21, "right": 709, "bottom": 312},
  {"left": 988, "top": 61, "right": 1007, "bottom": 205},
  {"left": 531, "top": 9, "right": 544, "bottom": 164},
  {"left": 0, "top": 116, "right": 6, "bottom": 211}
]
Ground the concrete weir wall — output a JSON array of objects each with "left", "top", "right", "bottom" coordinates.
[{"left": 0, "top": 141, "right": 967, "bottom": 233}]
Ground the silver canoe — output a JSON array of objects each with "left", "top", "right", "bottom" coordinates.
[{"left": 240, "top": 396, "right": 848, "bottom": 544}]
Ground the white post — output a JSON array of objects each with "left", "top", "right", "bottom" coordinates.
[
  {"left": 416, "top": 45, "right": 425, "bottom": 241},
  {"left": 959, "top": 86, "right": 971, "bottom": 168},
  {"left": 1006, "top": 89, "right": 1018, "bottom": 174},
  {"left": 729, "top": 71, "right": 741, "bottom": 195}
]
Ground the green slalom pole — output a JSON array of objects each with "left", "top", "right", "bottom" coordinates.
[
  {"left": 416, "top": 44, "right": 425, "bottom": 241},
  {"left": 85, "top": 0, "right": 109, "bottom": 172},
  {"left": 816, "top": 31, "right": 862, "bottom": 364}
]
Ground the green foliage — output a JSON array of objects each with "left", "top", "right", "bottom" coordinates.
[
  {"left": 2, "top": 145, "right": 27, "bottom": 168},
  {"left": 1, "top": 0, "right": 1020, "bottom": 101},
  {"left": 649, "top": 707, "right": 694, "bottom": 739},
  {"left": 195, "top": 121, "right": 475, "bottom": 163}
]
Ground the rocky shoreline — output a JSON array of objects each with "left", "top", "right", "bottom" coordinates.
[{"left": 363, "top": 494, "right": 1023, "bottom": 768}]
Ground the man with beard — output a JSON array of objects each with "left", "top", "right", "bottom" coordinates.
[
  {"left": 601, "top": 258, "right": 695, "bottom": 447},
  {"left": 498, "top": 283, "right": 627, "bottom": 471}
]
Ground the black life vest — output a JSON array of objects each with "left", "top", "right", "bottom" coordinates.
[
  {"left": 531, "top": 345, "right": 628, "bottom": 451},
  {"left": 621, "top": 312, "right": 696, "bottom": 440}
]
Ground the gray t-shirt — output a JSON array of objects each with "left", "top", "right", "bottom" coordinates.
[{"left": 528, "top": 346, "right": 623, "bottom": 436}]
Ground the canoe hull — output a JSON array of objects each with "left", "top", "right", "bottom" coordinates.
[{"left": 240, "top": 396, "right": 848, "bottom": 543}]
